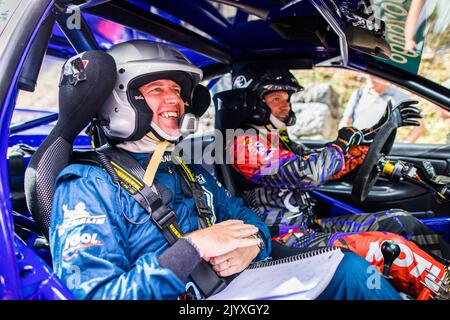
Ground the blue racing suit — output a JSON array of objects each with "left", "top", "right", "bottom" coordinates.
[
  {"left": 49, "top": 152, "right": 271, "bottom": 300},
  {"left": 50, "top": 150, "right": 401, "bottom": 300}
]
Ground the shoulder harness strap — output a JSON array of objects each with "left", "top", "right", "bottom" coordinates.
[
  {"left": 74, "top": 146, "right": 227, "bottom": 298},
  {"left": 173, "top": 155, "right": 213, "bottom": 229},
  {"left": 74, "top": 146, "right": 183, "bottom": 245}
]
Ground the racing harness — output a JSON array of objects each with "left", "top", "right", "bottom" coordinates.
[{"left": 74, "top": 144, "right": 227, "bottom": 298}]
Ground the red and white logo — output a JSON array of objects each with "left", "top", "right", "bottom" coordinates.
[
  {"left": 62, "top": 232, "right": 103, "bottom": 261},
  {"left": 365, "top": 240, "right": 444, "bottom": 292}
]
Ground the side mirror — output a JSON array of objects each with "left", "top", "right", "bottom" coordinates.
[{"left": 345, "top": 25, "right": 391, "bottom": 60}]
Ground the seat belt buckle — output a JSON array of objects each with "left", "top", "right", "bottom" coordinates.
[{"left": 190, "top": 261, "right": 228, "bottom": 298}]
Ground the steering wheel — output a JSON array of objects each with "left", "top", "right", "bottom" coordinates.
[{"left": 351, "top": 121, "right": 397, "bottom": 204}]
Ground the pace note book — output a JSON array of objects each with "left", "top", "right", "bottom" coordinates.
[{"left": 207, "top": 247, "right": 344, "bottom": 300}]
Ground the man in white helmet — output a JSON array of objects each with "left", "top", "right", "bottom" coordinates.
[{"left": 49, "top": 40, "right": 401, "bottom": 300}]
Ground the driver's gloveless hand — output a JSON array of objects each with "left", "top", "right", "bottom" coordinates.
[
  {"left": 326, "top": 126, "right": 363, "bottom": 155},
  {"left": 362, "top": 100, "right": 422, "bottom": 143}
]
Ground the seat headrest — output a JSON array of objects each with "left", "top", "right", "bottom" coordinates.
[
  {"left": 25, "top": 50, "right": 117, "bottom": 239},
  {"left": 57, "top": 50, "right": 117, "bottom": 142},
  {"left": 213, "top": 88, "right": 255, "bottom": 130}
]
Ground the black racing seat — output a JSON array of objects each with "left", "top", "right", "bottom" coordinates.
[
  {"left": 212, "top": 89, "right": 306, "bottom": 257},
  {"left": 8, "top": 143, "right": 36, "bottom": 213},
  {"left": 24, "top": 50, "right": 117, "bottom": 239},
  {"left": 212, "top": 87, "right": 263, "bottom": 196},
  {"left": 211, "top": 88, "right": 254, "bottom": 196}
]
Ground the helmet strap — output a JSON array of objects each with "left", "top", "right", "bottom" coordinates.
[
  {"left": 269, "top": 113, "right": 287, "bottom": 129},
  {"left": 149, "top": 121, "right": 182, "bottom": 143},
  {"left": 285, "top": 111, "right": 297, "bottom": 127}
]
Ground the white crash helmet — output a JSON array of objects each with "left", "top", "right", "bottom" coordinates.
[{"left": 98, "top": 40, "right": 203, "bottom": 143}]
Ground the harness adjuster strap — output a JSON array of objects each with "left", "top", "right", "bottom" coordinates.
[
  {"left": 191, "top": 189, "right": 211, "bottom": 217},
  {"left": 175, "top": 163, "right": 214, "bottom": 228},
  {"left": 140, "top": 193, "right": 182, "bottom": 241},
  {"left": 190, "top": 261, "right": 228, "bottom": 298},
  {"left": 147, "top": 204, "right": 183, "bottom": 245},
  {"left": 161, "top": 221, "right": 183, "bottom": 245},
  {"left": 152, "top": 205, "right": 176, "bottom": 228}
]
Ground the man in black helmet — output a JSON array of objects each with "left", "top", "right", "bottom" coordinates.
[{"left": 219, "top": 63, "right": 450, "bottom": 299}]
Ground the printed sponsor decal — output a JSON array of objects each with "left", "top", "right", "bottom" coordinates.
[
  {"left": 247, "top": 140, "right": 267, "bottom": 155},
  {"left": 195, "top": 173, "right": 206, "bottom": 185},
  {"left": 233, "top": 75, "right": 253, "bottom": 89},
  {"left": 59, "top": 54, "right": 88, "bottom": 86},
  {"left": 160, "top": 154, "right": 172, "bottom": 163},
  {"left": 374, "top": 0, "right": 422, "bottom": 73},
  {"left": 58, "top": 202, "right": 106, "bottom": 236},
  {"left": 62, "top": 232, "right": 103, "bottom": 261}
]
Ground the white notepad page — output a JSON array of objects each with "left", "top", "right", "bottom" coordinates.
[{"left": 208, "top": 248, "right": 344, "bottom": 300}]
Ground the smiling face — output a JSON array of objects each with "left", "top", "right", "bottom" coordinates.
[
  {"left": 138, "top": 79, "right": 185, "bottom": 136},
  {"left": 263, "top": 90, "right": 291, "bottom": 122}
]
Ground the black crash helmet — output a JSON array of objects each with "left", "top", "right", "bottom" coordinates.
[{"left": 231, "top": 64, "right": 303, "bottom": 127}]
